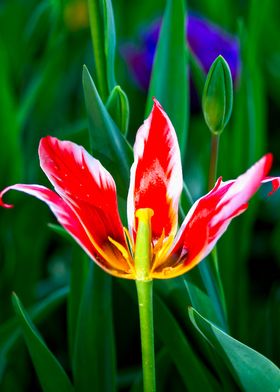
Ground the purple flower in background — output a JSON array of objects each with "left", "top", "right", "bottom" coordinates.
[{"left": 123, "top": 13, "right": 240, "bottom": 91}]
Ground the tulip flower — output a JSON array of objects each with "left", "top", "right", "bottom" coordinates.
[
  {"left": 123, "top": 14, "right": 240, "bottom": 90},
  {"left": 1, "top": 99, "right": 279, "bottom": 392},
  {"left": 0, "top": 99, "right": 279, "bottom": 280}
]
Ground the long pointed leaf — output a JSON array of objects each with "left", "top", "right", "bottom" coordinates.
[
  {"left": 0, "top": 39, "right": 22, "bottom": 184},
  {"left": 189, "top": 307, "right": 280, "bottom": 392},
  {"left": 83, "top": 66, "right": 133, "bottom": 201},
  {"left": 12, "top": 293, "right": 73, "bottom": 392},
  {"left": 73, "top": 263, "right": 116, "bottom": 392},
  {"left": 146, "top": 0, "right": 188, "bottom": 159},
  {"left": 0, "top": 287, "right": 68, "bottom": 348},
  {"left": 87, "top": 0, "right": 117, "bottom": 99},
  {"left": 179, "top": 186, "right": 228, "bottom": 331},
  {"left": 67, "top": 249, "right": 89, "bottom": 359},
  {"left": 154, "top": 294, "right": 220, "bottom": 392},
  {"left": 103, "top": 0, "right": 116, "bottom": 91},
  {"left": 87, "top": 0, "right": 108, "bottom": 100}
]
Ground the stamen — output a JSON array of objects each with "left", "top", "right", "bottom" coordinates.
[
  {"left": 153, "top": 251, "right": 186, "bottom": 276},
  {"left": 82, "top": 224, "right": 129, "bottom": 272},
  {"left": 124, "top": 227, "right": 134, "bottom": 255},
  {"left": 108, "top": 236, "right": 129, "bottom": 259},
  {"left": 152, "top": 248, "right": 205, "bottom": 279},
  {"left": 151, "top": 233, "right": 174, "bottom": 272},
  {"left": 153, "top": 229, "right": 165, "bottom": 254},
  {"left": 108, "top": 236, "right": 135, "bottom": 272}
]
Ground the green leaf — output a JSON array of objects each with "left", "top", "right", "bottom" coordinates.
[
  {"left": 120, "top": 280, "right": 219, "bottom": 391},
  {"left": 67, "top": 249, "right": 89, "bottom": 359},
  {"left": 87, "top": 0, "right": 116, "bottom": 100},
  {"left": 146, "top": 0, "right": 188, "bottom": 159},
  {"left": 48, "top": 223, "right": 72, "bottom": 241},
  {"left": 73, "top": 263, "right": 116, "bottom": 392},
  {"left": 179, "top": 186, "right": 228, "bottom": 331},
  {"left": 106, "top": 85, "right": 130, "bottom": 135},
  {"left": 103, "top": 0, "right": 116, "bottom": 91},
  {"left": 183, "top": 278, "right": 223, "bottom": 327},
  {"left": 218, "top": 17, "right": 267, "bottom": 338},
  {"left": 87, "top": 0, "right": 108, "bottom": 100},
  {"left": 154, "top": 295, "right": 219, "bottom": 391},
  {"left": 0, "top": 287, "right": 68, "bottom": 382},
  {"left": 188, "top": 50, "right": 206, "bottom": 99},
  {"left": 196, "top": 260, "right": 228, "bottom": 331},
  {"left": 118, "top": 367, "right": 141, "bottom": 391},
  {"left": 83, "top": 66, "right": 133, "bottom": 201},
  {"left": 0, "top": 287, "right": 68, "bottom": 346},
  {"left": 155, "top": 272, "right": 226, "bottom": 333},
  {"left": 0, "top": 39, "right": 22, "bottom": 184},
  {"left": 189, "top": 307, "right": 280, "bottom": 392},
  {"left": 12, "top": 293, "right": 73, "bottom": 392}
]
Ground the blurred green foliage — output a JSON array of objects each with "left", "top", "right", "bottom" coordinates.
[{"left": 0, "top": 0, "right": 280, "bottom": 390}]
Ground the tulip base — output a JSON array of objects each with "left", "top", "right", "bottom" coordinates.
[{"left": 136, "top": 279, "right": 156, "bottom": 392}]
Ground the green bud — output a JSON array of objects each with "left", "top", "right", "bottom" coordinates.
[
  {"left": 202, "top": 55, "right": 233, "bottom": 134},
  {"left": 106, "top": 85, "right": 130, "bottom": 135}
]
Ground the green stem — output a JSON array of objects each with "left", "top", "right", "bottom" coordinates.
[
  {"left": 136, "top": 280, "right": 156, "bottom": 392},
  {"left": 134, "top": 208, "right": 156, "bottom": 392},
  {"left": 208, "top": 133, "right": 228, "bottom": 324},
  {"left": 208, "top": 133, "right": 220, "bottom": 191}
]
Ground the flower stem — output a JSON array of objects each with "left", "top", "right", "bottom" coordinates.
[
  {"left": 208, "top": 133, "right": 220, "bottom": 191},
  {"left": 136, "top": 279, "right": 156, "bottom": 392},
  {"left": 207, "top": 134, "right": 228, "bottom": 323},
  {"left": 134, "top": 208, "right": 156, "bottom": 392}
]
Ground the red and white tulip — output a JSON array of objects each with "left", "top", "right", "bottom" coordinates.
[{"left": 1, "top": 100, "right": 279, "bottom": 279}]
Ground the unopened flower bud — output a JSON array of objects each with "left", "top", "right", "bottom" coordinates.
[{"left": 202, "top": 55, "right": 233, "bottom": 134}]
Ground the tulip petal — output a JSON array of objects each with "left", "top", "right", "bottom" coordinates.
[
  {"left": 261, "top": 176, "right": 280, "bottom": 195},
  {"left": 39, "top": 136, "right": 134, "bottom": 275},
  {"left": 127, "top": 99, "right": 183, "bottom": 242},
  {"left": 0, "top": 184, "right": 132, "bottom": 278},
  {"left": 153, "top": 154, "right": 275, "bottom": 279}
]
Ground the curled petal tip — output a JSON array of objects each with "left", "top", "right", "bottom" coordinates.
[
  {"left": 0, "top": 201, "right": 14, "bottom": 209},
  {"left": 270, "top": 179, "right": 280, "bottom": 195},
  {"left": 0, "top": 189, "right": 14, "bottom": 209},
  {"left": 262, "top": 176, "right": 280, "bottom": 196}
]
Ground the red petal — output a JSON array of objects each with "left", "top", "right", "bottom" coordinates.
[
  {"left": 0, "top": 184, "right": 132, "bottom": 278},
  {"left": 261, "top": 176, "right": 280, "bottom": 195},
  {"left": 127, "top": 99, "right": 183, "bottom": 242},
  {"left": 155, "top": 154, "right": 273, "bottom": 278},
  {"left": 39, "top": 136, "right": 127, "bottom": 249}
]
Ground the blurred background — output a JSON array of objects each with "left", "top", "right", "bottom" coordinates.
[{"left": 0, "top": 0, "right": 280, "bottom": 390}]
